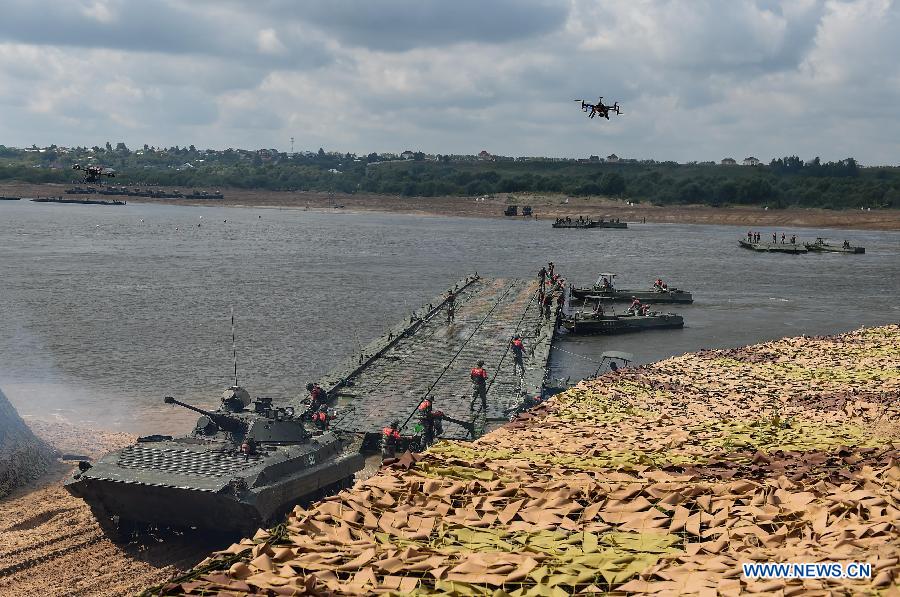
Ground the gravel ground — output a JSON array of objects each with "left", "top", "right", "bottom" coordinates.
[{"left": 0, "top": 420, "right": 220, "bottom": 596}]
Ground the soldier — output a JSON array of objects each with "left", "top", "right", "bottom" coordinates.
[
  {"left": 511, "top": 335, "right": 525, "bottom": 375},
  {"left": 547, "top": 262, "right": 555, "bottom": 279},
  {"left": 239, "top": 438, "right": 257, "bottom": 456},
  {"left": 542, "top": 293, "right": 553, "bottom": 320},
  {"left": 446, "top": 289, "right": 456, "bottom": 323},
  {"left": 382, "top": 420, "right": 401, "bottom": 457},
  {"left": 418, "top": 398, "right": 436, "bottom": 446},
  {"left": 305, "top": 382, "right": 327, "bottom": 416},
  {"left": 538, "top": 265, "right": 547, "bottom": 286},
  {"left": 628, "top": 297, "right": 642, "bottom": 315},
  {"left": 470, "top": 360, "right": 488, "bottom": 411},
  {"left": 311, "top": 404, "right": 328, "bottom": 431}
]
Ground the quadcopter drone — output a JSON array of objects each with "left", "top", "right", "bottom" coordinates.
[
  {"left": 574, "top": 97, "right": 622, "bottom": 120},
  {"left": 72, "top": 163, "right": 116, "bottom": 184}
]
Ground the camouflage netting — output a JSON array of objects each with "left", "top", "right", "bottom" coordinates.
[
  {"left": 0, "top": 388, "right": 54, "bottom": 498},
  {"left": 152, "top": 325, "right": 900, "bottom": 596}
]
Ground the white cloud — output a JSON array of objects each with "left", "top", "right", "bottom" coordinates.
[
  {"left": 257, "top": 28, "right": 287, "bottom": 55},
  {"left": 0, "top": 0, "right": 897, "bottom": 163}
]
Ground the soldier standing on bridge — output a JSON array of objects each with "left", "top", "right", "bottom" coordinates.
[
  {"left": 511, "top": 335, "right": 525, "bottom": 376},
  {"left": 446, "top": 289, "right": 456, "bottom": 323},
  {"left": 418, "top": 398, "right": 440, "bottom": 446},
  {"left": 542, "top": 293, "right": 553, "bottom": 321},
  {"left": 470, "top": 360, "right": 488, "bottom": 411},
  {"left": 305, "top": 383, "right": 327, "bottom": 417},
  {"left": 548, "top": 262, "right": 555, "bottom": 279}
]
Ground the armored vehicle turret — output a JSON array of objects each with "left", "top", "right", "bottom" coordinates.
[{"left": 65, "top": 386, "right": 364, "bottom": 539}]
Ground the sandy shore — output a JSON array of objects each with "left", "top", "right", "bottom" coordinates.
[
  {"left": 4, "top": 181, "right": 899, "bottom": 231},
  {"left": 0, "top": 419, "right": 218, "bottom": 597}
]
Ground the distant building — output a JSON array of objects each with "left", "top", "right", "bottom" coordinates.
[
  {"left": 606, "top": 154, "right": 620, "bottom": 163},
  {"left": 589, "top": 155, "right": 600, "bottom": 162},
  {"left": 720, "top": 157, "right": 737, "bottom": 166},
  {"left": 478, "top": 150, "right": 493, "bottom": 161},
  {"left": 742, "top": 156, "right": 760, "bottom": 166},
  {"left": 400, "top": 150, "right": 415, "bottom": 160}
]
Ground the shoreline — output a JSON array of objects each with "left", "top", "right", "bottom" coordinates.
[{"left": 3, "top": 181, "right": 899, "bottom": 231}]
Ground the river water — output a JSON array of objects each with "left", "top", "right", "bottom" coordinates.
[{"left": 1, "top": 200, "right": 898, "bottom": 435}]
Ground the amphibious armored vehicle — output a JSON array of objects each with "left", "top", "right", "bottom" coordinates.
[{"left": 65, "top": 386, "right": 364, "bottom": 539}]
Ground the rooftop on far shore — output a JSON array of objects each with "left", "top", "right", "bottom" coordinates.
[{"left": 152, "top": 325, "right": 900, "bottom": 596}]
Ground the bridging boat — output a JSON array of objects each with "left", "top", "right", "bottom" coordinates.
[
  {"left": 738, "top": 239, "right": 807, "bottom": 254},
  {"left": 552, "top": 217, "right": 627, "bottom": 229},
  {"left": 31, "top": 196, "right": 126, "bottom": 206},
  {"left": 804, "top": 237, "right": 865, "bottom": 254},
  {"left": 570, "top": 273, "right": 693, "bottom": 303},
  {"left": 561, "top": 296, "right": 684, "bottom": 334}
]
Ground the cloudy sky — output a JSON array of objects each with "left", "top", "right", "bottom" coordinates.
[{"left": 0, "top": 0, "right": 898, "bottom": 163}]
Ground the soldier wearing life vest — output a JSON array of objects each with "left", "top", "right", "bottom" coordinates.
[
  {"left": 470, "top": 360, "right": 488, "bottom": 411},
  {"left": 628, "top": 297, "right": 642, "bottom": 314},
  {"left": 418, "top": 398, "right": 437, "bottom": 445},
  {"left": 382, "top": 420, "right": 401, "bottom": 457},
  {"left": 305, "top": 382, "right": 327, "bottom": 415},
  {"left": 311, "top": 404, "right": 329, "bottom": 431},
  {"left": 542, "top": 293, "right": 553, "bottom": 320},
  {"left": 511, "top": 335, "right": 525, "bottom": 375}
]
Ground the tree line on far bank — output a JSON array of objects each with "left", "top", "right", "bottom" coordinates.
[{"left": 1, "top": 144, "right": 898, "bottom": 210}]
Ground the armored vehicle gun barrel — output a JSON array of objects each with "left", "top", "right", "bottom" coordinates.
[{"left": 163, "top": 395, "right": 243, "bottom": 432}]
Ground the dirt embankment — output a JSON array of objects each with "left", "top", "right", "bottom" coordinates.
[
  {"left": 0, "top": 419, "right": 218, "bottom": 597},
  {"left": 4, "top": 181, "right": 899, "bottom": 230},
  {"left": 0, "top": 389, "right": 53, "bottom": 498}
]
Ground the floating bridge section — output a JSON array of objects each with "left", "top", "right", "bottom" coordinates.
[{"left": 319, "top": 276, "right": 557, "bottom": 440}]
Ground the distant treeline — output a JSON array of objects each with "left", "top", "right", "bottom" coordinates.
[{"left": 2, "top": 144, "right": 898, "bottom": 209}]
